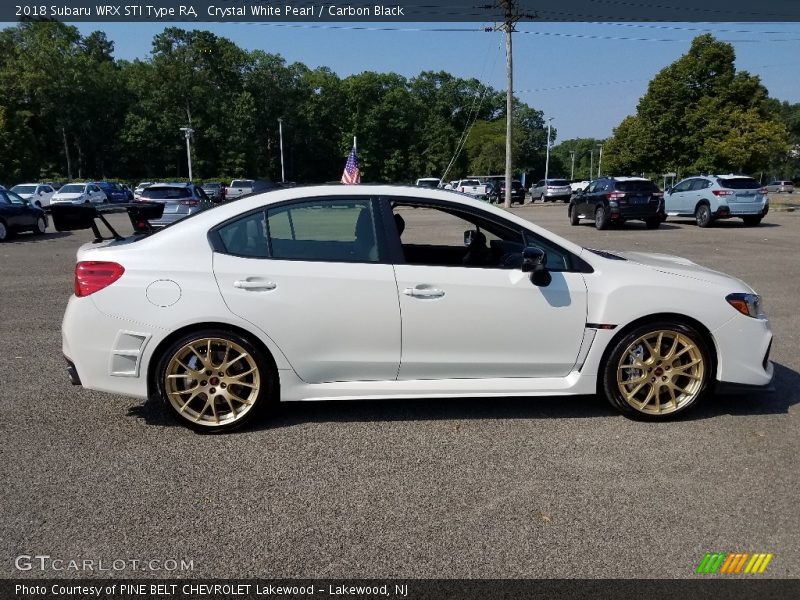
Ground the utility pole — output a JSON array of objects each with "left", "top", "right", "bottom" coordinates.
[
  {"left": 502, "top": 1, "right": 515, "bottom": 209},
  {"left": 589, "top": 150, "right": 594, "bottom": 181},
  {"left": 597, "top": 145, "right": 604, "bottom": 178},
  {"left": 179, "top": 127, "right": 194, "bottom": 182},
  {"left": 569, "top": 150, "right": 576, "bottom": 180},
  {"left": 544, "top": 117, "right": 553, "bottom": 182},
  {"left": 278, "top": 118, "right": 285, "bottom": 183}
]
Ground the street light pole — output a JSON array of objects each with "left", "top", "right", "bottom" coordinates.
[
  {"left": 569, "top": 150, "right": 576, "bottom": 180},
  {"left": 278, "top": 118, "right": 285, "bottom": 183},
  {"left": 179, "top": 127, "right": 194, "bottom": 181},
  {"left": 597, "top": 145, "right": 604, "bottom": 178},
  {"left": 589, "top": 150, "right": 594, "bottom": 181},
  {"left": 544, "top": 117, "right": 553, "bottom": 182}
]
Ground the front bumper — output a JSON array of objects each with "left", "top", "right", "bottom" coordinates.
[{"left": 712, "top": 312, "right": 774, "bottom": 387}]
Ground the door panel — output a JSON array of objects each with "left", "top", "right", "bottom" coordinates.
[
  {"left": 214, "top": 254, "right": 401, "bottom": 383},
  {"left": 394, "top": 264, "right": 588, "bottom": 379}
]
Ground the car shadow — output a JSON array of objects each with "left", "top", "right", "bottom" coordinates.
[
  {"left": 126, "top": 362, "right": 799, "bottom": 432},
  {"left": 668, "top": 219, "right": 780, "bottom": 229}
]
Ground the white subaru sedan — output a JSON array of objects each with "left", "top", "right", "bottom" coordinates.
[{"left": 61, "top": 185, "right": 773, "bottom": 432}]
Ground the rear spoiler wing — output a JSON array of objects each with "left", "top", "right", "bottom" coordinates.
[{"left": 50, "top": 202, "right": 165, "bottom": 243}]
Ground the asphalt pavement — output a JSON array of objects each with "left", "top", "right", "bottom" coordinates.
[{"left": 1, "top": 201, "right": 798, "bottom": 579}]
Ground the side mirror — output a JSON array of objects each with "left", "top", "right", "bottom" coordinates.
[{"left": 521, "top": 247, "right": 547, "bottom": 273}]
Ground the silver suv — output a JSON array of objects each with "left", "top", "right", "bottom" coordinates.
[
  {"left": 529, "top": 179, "right": 572, "bottom": 203},
  {"left": 664, "top": 175, "right": 768, "bottom": 227}
]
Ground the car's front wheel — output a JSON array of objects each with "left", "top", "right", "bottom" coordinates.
[
  {"left": 0, "top": 220, "right": 7, "bottom": 242},
  {"left": 602, "top": 322, "right": 712, "bottom": 419},
  {"left": 155, "top": 330, "right": 276, "bottom": 432}
]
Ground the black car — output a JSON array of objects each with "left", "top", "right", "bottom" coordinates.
[
  {"left": 500, "top": 179, "right": 526, "bottom": 204},
  {"left": 0, "top": 189, "right": 48, "bottom": 241},
  {"left": 569, "top": 177, "right": 665, "bottom": 230},
  {"left": 201, "top": 182, "right": 225, "bottom": 202}
]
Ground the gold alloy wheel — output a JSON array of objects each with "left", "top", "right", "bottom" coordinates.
[
  {"left": 164, "top": 337, "right": 261, "bottom": 426},
  {"left": 616, "top": 330, "right": 705, "bottom": 415}
]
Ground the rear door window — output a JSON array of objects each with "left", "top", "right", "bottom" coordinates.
[
  {"left": 717, "top": 177, "right": 760, "bottom": 190},
  {"left": 616, "top": 180, "right": 659, "bottom": 192}
]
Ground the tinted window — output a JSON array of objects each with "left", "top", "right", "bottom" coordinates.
[
  {"left": 0, "top": 193, "right": 9, "bottom": 205},
  {"left": 60, "top": 184, "right": 85, "bottom": 194},
  {"left": 690, "top": 179, "right": 710, "bottom": 191},
  {"left": 615, "top": 180, "right": 659, "bottom": 192},
  {"left": 142, "top": 187, "right": 192, "bottom": 200},
  {"left": 203, "top": 183, "right": 222, "bottom": 189},
  {"left": 549, "top": 179, "right": 569, "bottom": 186},
  {"left": 266, "top": 199, "right": 379, "bottom": 263},
  {"left": 672, "top": 180, "right": 693, "bottom": 193},
  {"left": 11, "top": 185, "right": 36, "bottom": 195},
  {"left": 231, "top": 180, "right": 254, "bottom": 188},
  {"left": 5, "top": 191, "right": 26, "bottom": 205},
  {"left": 717, "top": 177, "right": 760, "bottom": 190},
  {"left": 218, "top": 211, "right": 269, "bottom": 258}
]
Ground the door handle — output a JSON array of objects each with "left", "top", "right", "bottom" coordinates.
[
  {"left": 234, "top": 279, "right": 277, "bottom": 291},
  {"left": 403, "top": 287, "right": 445, "bottom": 299}
]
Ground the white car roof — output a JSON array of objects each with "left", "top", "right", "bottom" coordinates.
[
  {"left": 613, "top": 177, "right": 651, "bottom": 182},
  {"left": 140, "top": 184, "right": 586, "bottom": 257}
]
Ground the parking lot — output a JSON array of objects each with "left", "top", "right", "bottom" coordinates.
[{"left": 1, "top": 200, "right": 798, "bottom": 579}]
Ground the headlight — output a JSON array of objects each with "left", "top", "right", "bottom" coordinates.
[{"left": 726, "top": 293, "right": 765, "bottom": 318}]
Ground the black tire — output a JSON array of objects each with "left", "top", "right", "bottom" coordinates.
[
  {"left": 644, "top": 218, "right": 661, "bottom": 229},
  {"left": 602, "top": 321, "right": 712, "bottom": 420},
  {"left": 595, "top": 205, "right": 610, "bottom": 230},
  {"left": 32, "top": 216, "right": 46, "bottom": 235},
  {"left": 742, "top": 215, "right": 763, "bottom": 227},
  {"left": 695, "top": 203, "right": 713, "bottom": 228},
  {"left": 540, "top": 194, "right": 546, "bottom": 203},
  {"left": 0, "top": 220, "right": 7, "bottom": 242},
  {"left": 569, "top": 204, "right": 580, "bottom": 226},
  {"left": 155, "top": 329, "right": 277, "bottom": 433}
]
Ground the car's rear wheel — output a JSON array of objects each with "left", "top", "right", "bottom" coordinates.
[
  {"left": 695, "top": 204, "right": 712, "bottom": 228},
  {"left": 569, "top": 204, "right": 580, "bottom": 225},
  {"left": 33, "top": 216, "right": 46, "bottom": 235},
  {"left": 644, "top": 218, "right": 661, "bottom": 229},
  {"left": 742, "top": 215, "right": 763, "bottom": 226},
  {"left": 595, "top": 205, "right": 610, "bottom": 230},
  {"left": 603, "top": 322, "right": 711, "bottom": 419},
  {"left": 0, "top": 220, "right": 7, "bottom": 242},
  {"left": 156, "top": 330, "right": 276, "bottom": 432}
]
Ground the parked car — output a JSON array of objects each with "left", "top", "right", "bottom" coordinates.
[
  {"left": 10, "top": 183, "right": 56, "bottom": 208},
  {"left": 60, "top": 185, "right": 772, "bottom": 432},
  {"left": 530, "top": 179, "right": 572, "bottom": 202},
  {"left": 201, "top": 182, "right": 225, "bottom": 202},
  {"left": 453, "top": 179, "right": 489, "bottom": 199},
  {"left": 134, "top": 182, "right": 153, "bottom": 200},
  {"left": 415, "top": 178, "right": 441, "bottom": 189},
  {"left": 0, "top": 189, "right": 48, "bottom": 241},
  {"left": 664, "top": 175, "right": 769, "bottom": 227},
  {"left": 765, "top": 180, "right": 794, "bottom": 194},
  {"left": 225, "top": 179, "right": 256, "bottom": 201},
  {"left": 137, "top": 182, "right": 213, "bottom": 227},
  {"left": 499, "top": 179, "right": 526, "bottom": 204},
  {"left": 93, "top": 181, "right": 128, "bottom": 203},
  {"left": 44, "top": 181, "right": 64, "bottom": 191},
  {"left": 241, "top": 180, "right": 280, "bottom": 198},
  {"left": 50, "top": 182, "right": 107, "bottom": 206},
  {"left": 570, "top": 180, "right": 591, "bottom": 193},
  {"left": 569, "top": 176, "right": 665, "bottom": 230}
]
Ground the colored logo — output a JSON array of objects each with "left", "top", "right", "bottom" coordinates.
[{"left": 696, "top": 552, "right": 773, "bottom": 574}]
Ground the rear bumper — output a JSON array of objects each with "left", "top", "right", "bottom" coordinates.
[{"left": 65, "top": 357, "right": 82, "bottom": 385}]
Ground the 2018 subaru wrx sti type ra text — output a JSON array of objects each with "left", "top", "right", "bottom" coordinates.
[{"left": 60, "top": 185, "right": 773, "bottom": 432}]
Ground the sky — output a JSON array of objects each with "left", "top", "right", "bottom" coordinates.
[{"left": 62, "top": 21, "right": 800, "bottom": 142}]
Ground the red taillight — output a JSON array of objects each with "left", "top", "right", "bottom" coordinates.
[
  {"left": 179, "top": 199, "right": 199, "bottom": 206},
  {"left": 607, "top": 192, "right": 626, "bottom": 200},
  {"left": 74, "top": 261, "right": 125, "bottom": 297},
  {"left": 712, "top": 189, "right": 735, "bottom": 196}
]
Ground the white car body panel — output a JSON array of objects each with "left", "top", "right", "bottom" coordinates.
[
  {"left": 61, "top": 185, "right": 773, "bottom": 410},
  {"left": 12, "top": 184, "right": 55, "bottom": 208}
]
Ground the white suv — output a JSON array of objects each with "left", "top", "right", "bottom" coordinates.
[{"left": 665, "top": 175, "right": 768, "bottom": 227}]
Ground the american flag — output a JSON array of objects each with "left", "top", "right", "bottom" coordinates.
[{"left": 341, "top": 146, "right": 360, "bottom": 185}]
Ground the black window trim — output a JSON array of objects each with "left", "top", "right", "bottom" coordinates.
[{"left": 208, "top": 194, "right": 390, "bottom": 264}]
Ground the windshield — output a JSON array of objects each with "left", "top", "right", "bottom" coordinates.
[
  {"left": 616, "top": 180, "right": 660, "bottom": 192},
  {"left": 717, "top": 177, "right": 760, "bottom": 190},
  {"left": 203, "top": 183, "right": 221, "bottom": 189},
  {"left": 141, "top": 187, "right": 191, "bottom": 200},
  {"left": 416, "top": 179, "right": 440, "bottom": 188},
  {"left": 59, "top": 184, "right": 85, "bottom": 194},
  {"left": 11, "top": 185, "right": 37, "bottom": 194}
]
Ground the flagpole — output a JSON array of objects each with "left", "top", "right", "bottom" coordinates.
[{"left": 353, "top": 136, "right": 357, "bottom": 152}]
